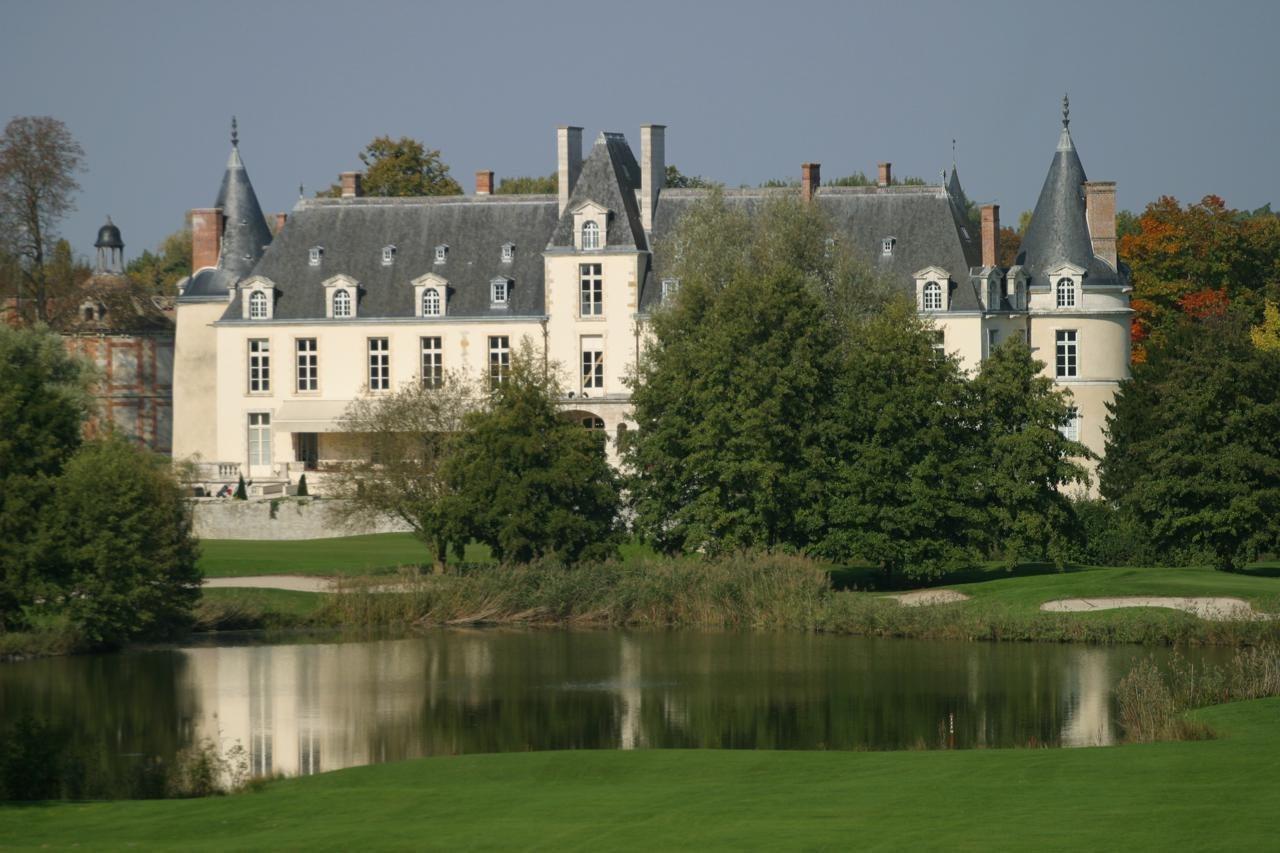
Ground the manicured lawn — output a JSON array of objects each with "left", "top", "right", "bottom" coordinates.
[
  {"left": 4, "top": 698, "right": 1278, "bottom": 850},
  {"left": 195, "top": 588, "right": 327, "bottom": 626}
]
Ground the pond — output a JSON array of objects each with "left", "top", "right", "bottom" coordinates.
[{"left": 0, "top": 630, "right": 1230, "bottom": 789}]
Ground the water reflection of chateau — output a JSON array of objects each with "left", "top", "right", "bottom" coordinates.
[{"left": 181, "top": 633, "right": 1119, "bottom": 779}]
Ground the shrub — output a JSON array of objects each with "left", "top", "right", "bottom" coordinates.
[
  {"left": 296, "top": 473, "right": 309, "bottom": 497},
  {"left": 234, "top": 474, "right": 247, "bottom": 500}
]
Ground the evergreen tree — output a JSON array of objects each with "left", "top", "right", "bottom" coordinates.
[
  {"left": 444, "top": 349, "right": 621, "bottom": 565},
  {"left": 1100, "top": 311, "right": 1280, "bottom": 570},
  {"left": 971, "top": 336, "right": 1090, "bottom": 566},
  {"left": 233, "top": 474, "right": 247, "bottom": 500}
]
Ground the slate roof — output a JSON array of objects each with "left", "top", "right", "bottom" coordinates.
[
  {"left": 639, "top": 185, "right": 982, "bottom": 312},
  {"left": 1016, "top": 123, "right": 1121, "bottom": 289},
  {"left": 548, "top": 132, "right": 647, "bottom": 251},
  {"left": 228, "top": 195, "right": 559, "bottom": 321}
]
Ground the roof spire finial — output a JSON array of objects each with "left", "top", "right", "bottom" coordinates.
[
  {"left": 1062, "top": 93, "right": 1070, "bottom": 129},
  {"left": 231, "top": 116, "right": 239, "bottom": 148},
  {"left": 951, "top": 138, "right": 956, "bottom": 169},
  {"left": 298, "top": 183, "right": 304, "bottom": 198}
]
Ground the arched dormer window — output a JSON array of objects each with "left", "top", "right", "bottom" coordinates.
[
  {"left": 422, "top": 287, "right": 441, "bottom": 317},
  {"left": 1056, "top": 277, "right": 1076, "bottom": 308},
  {"left": 333, "top": 288, "right": 352, "bottom": 318},
  {"left": 248, "top": 290, "right": 269, "bottom": 319},
  {"left": 581, "top": 220, "right": 600, "bottom": 251},
  {"left": 923, "top": 281, "right": 943, "bottom": 311}
]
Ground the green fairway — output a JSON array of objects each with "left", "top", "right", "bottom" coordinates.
[{"left": 3, "top": 698, "right": 1278, "bottom": 850}]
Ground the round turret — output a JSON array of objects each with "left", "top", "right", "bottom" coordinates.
[{"left": 95, "top": 216, "right": 124, "bottom": 249}]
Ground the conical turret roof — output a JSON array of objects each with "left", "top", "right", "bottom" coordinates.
[
  {"left": 1016, "top": 97, "right": 1118, "bottom": 286},
  {"left": 214, "top": 117, "right": 273, "bottom": 279}
]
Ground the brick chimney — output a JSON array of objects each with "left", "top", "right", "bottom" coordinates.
[
  {"left": 476, "top": 170, "right": 494, "bottom": 195},
  {"left": 557, "top": 125, "right": 583, "bottom": 216},
  {"left": 801, "top": 163, "right": 821, "bottom": 203},
  {"left": 340, "top": 171, "right": 364, "bottom": 198},
  {"left": 639, "top": 124, "right": 666, "bottom": 233},
  {"left": 877, "top": 162, "right": 892, "bottom": 188},
  {"left": 190, "top": 208, "right": 224, "bottom": 270},
  {"left": 981, "top": 204, "right": 1000, "bottom": 268},
  {"left": 274, "top": 212, "right": 288, "bottom": 234},
  {"left": 1085, "top": 181, "right": 1118, "bottom": 269}
]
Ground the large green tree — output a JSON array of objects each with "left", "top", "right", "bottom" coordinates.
[
  {"left": 36, "top": 436, "right": 201, "bottom": 647},
  {"left": 0, "top": 117, "right": 85, "bottom": 323},
  {"left": 126, "top": 228, "right": 192, "bottom": 296},
  {"left": 319, "top": 136, "right": 462, "bottom": 198},
  {"left": 971, "top": 337, "right": 1090, "bottom": 566},
  {"left": 626, "top": 191, "right": 888, "bottom": 554},
  {"left": 496, "top": 173, "right": 557, "bottom": 194},
  {"left": 819, "top": 303, "right": 986, "bottom": 581},
  {"left": 444, "top": 348, "right": 621, "bottom": 565},
  {"left": 0, "top": 325, "right": 94, "bottom": 629},
  {"left": 1100, "top": 311, "right": 1280, "bottom": 570}
]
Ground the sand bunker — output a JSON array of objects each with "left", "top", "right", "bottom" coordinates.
[
  {"left": 889, "top": 589, "right": 971, "bottom": 606},
  {"left": 203, "top": 575, "right": 337, "bottom": 594},
  {"left": 1040, "top": 596, "right": 1272, "bottom": 621}
]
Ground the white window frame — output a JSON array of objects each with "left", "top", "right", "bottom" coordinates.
[
  {"left": 248, "top": 290, "right": 268, "bottom": 319},
  {"left": 411, "top": 273, "right": 448, "bottom": 319},
  {"left": 332, "top": 289, "right": 352, "bottom": 318},
  {"left": 309, "top": 246, "right": 323, "bottom": 266},
  {"left": 923, "top": 281, "right": 943, "bottom": 311},
  {"left": 420, "top": 336, "right": 442, "bottom": 389},
  {"left": 295, "top": 338, "right": 318, "bottom": 394},
  {"left": 581, "top": 220, "right": 601, "bottom": 251},
  {"left": 488, "top": 335, "right": 510, "bottom": 386},
  {"left": 248, "top": 338, "right": 270, "bottom": 394},
  {"left": 367, "top": 337, "right": 390, "bottom": 391},
  {"left": 1060, "top": 406, "right": 1082, "bottom": 442},
  {"left": 661, "top": 277, "right": 679, "bottom": 304},
  {"left": 501, "top": 243, "right": 515, "bottom": 263},
  {"left": 931, "top": 330, "right": 945, "bottom": 357},
  {"left": 248, "top": 412, "right": 272, "bottom": 467},
  {"left": 1056, "top": 329, "right": 1078, "bottom": 379},
  {"left": 323, "top": 275, "right": 359, "bottom": 319},
  {"left": 381, "top": 245, "right": 396, "bottom": 266},
  {"left": 1056, "top": 277, "right": 1077, "bottom": 308},
  {"left": 422, "top": 288, "right": 441, "bottom": 317},
  {"left": 434, "top": 244, "right": 448, "bottom": 265},
  {"left": 580, "top": 263, "right": 602, "bottom": 316},
  {"left": 490, "top": 278, "right": 510, "bottom": 308},
  {"left": 581, "top": 336, "right": 604, "bottom": 392},
  {"left": 881, "top": 237, "right": 895, "bottom": 256},
  {"left": 986, "top": 328, "right": 998, "bottom": 358}
]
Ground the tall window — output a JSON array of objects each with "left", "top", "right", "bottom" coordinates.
[
  {"left": 581, "top": 220, "right": 600, "bottom": 250},
  {"left": 420, "top": 336, "right": 442, "bottom": 388},
  {"left": 986, "top": 328, "right": 998, "bottom": 358},
  {"left": 987, "top": 281, "right": 1000, "bottom": 310},
  {"left": 931, "top": 330, "right": 945, "bottom": 357},
  {"left": 923, "top": 281, "right": 943, "bottom": 310},
  {"left": 422, "top": 287, "right": 441, "bottom": 317},
  {"left": 248, "top": 413, "right": 271, "bottom": 466},
  {"left": 661, "top": 277, "right": 679, "bottom": 304},
  {"left": 333, "top": 288, "right": 352, "bottom": 318},
  {"left": 580, "top": 263, "right": 603, "bottom": 316},
  {"left": 581, "top": 336, "right": 604, "bottom": 391},
  {"left": 1056, "top": 277, "right": 1076, "bottom": 308},
  {"left": 249, "top": 290, "right": 268, "bottom": 319},
  {"left": 1060, "top": 406, "right": 1082, "bottom": 442},
  {"left": 1056, "top": 329, "right": 1078, "bottom": 378},
  {"left": 248, "top": 339, "right": 270, "bottom": 393},
  {"left": 368, "top": 338, "right": 390, "bottom": 391},
  {"left": 296, "top": 338, "right": 317, "bottom": 392},
  {"left": 490, "top": 279, "right": 509, "bottom": 306},
  {"left": 488, "top": 335, "right": 510, "bottom": 386}
]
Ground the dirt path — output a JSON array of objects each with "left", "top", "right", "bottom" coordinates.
[
  {"left": 203, "top": 576, "right": 338, "bottom": 593},
  {"left": 1040, "top": 596, "right": 1272, "bottom": 621},
  {"left": 888, "top": 589, "right": 970, "bottom": 606}
]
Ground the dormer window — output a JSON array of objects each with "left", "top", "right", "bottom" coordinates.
[
  {"left": 1015, "top": 280, "right": 1027, "bottom": 310},
  {"left": 986, "top": 281, "right": 1000, "bottom": 311},
  {"left": 422, "top": 287, "right": 441, "bottom": 317},
  {"left": 501, "top": 243, "right": 515, "bottom": 263},
  {"left": 922, "top": 281, "right": 943, "bottom": 311},
  {"left": 490, "top": 278, "right": 510, "bottom": 307},
  {"left": 382, "top": 245, "right": 396, "bottom": 266},
  {"left": 309, "top": 246, "right": 323, "bottom": 266},
  {"left": 249, "top": 290, "right": 269, "bottom": 319},
  {"left": 1056, "top": 277, "right": 1076, "bottom": 308},
  {"left": 881, "top": 237, "right": 896, "bottom": 256},
  {"left": 581, "top": 221, "right": 600, "bottom": 251},
  {"left": 434, "top": 244, "right": 448, "bottom": 265},
  {"left": 661, "top": 277, "right": 680, "bottom": 304},
  {"left": 333, "top": 289, "right": 352, "bottom": 318}
]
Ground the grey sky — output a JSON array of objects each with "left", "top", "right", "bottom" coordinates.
[{"left": 3, "top": 0, "right": 1278, "bottom": 260}]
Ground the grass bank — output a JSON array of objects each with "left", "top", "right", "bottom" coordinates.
[{"left": 5, "top": 697, "right": 1279, "bottom": 850}]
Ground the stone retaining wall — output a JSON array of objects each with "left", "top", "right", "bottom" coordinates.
[{"left": 191, "top": 498, "right": 411, "bottom": 540}]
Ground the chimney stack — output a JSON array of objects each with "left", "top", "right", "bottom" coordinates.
[
  {"left": 981, "top": 204, "right": 1000, "bottom": 268},
  {"left": 801, "top": 163, "right": 821, "bottom": 203},
  {"left": 274, "top": 212, "right": 288, "bottom": 234},
  {"left": 639, "top": 124, "right": 666, "bottom": 233},
  {"left": 877, "top": 162, "right": 892, "bottom": 188},
  {"left": 190, "top": 208, "right": 224, "bottom": 271},
  {"left": 557, "top": 125, "right": 583, "bottom": 216},
  {"left": 476, "top": 170, "right": 494, "bottom": 195},
  {"left": 1084, "top": 181, "right": 1118, "bottom": 269},
  {"left": 340, "top": 171, "right": 363, "bottom": 198}
]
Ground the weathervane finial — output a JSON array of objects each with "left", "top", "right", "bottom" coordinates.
[
  {"left": 1062, "top": 94, "right": 1070, "bottom": 129},
  {"left": 951, "top": 138, "right": 956, "bottom": 169},
  {"left": 231, "top": 116, "right": 239, "bottom": 148}
]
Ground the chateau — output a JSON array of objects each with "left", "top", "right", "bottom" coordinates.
[{"left": 173, "top": 103, "right": 1130, "bottom": 493}]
